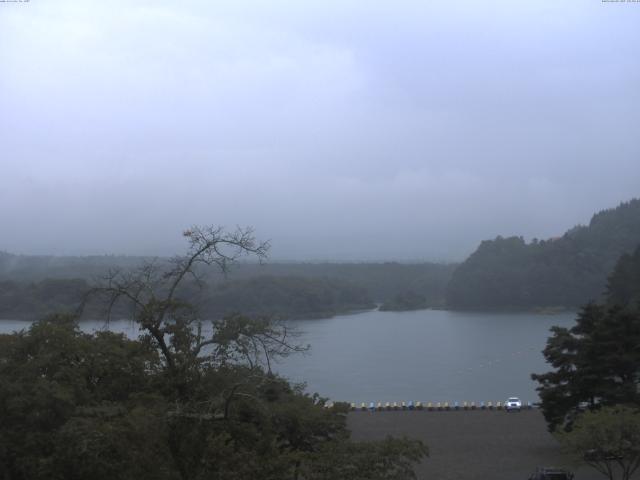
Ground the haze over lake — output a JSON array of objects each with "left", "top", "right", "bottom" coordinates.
[{"left": 0, "top": 309, "right": 575, "bottom": 404}]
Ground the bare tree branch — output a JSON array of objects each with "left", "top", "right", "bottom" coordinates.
[{"left": 80, "top": 226, "right": 298, "bottom": 381}]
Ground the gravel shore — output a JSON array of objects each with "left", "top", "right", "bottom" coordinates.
[{"left": 347, "top": 410, "right": 618, "bottom": 480}]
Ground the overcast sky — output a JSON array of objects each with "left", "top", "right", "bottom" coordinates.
[{"left": 1, "top": 0, "right": 639, "bottom": 261}]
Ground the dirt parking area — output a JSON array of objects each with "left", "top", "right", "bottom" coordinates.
[{"left": 347, "top": 409, "right": 622, "bottom": 480}]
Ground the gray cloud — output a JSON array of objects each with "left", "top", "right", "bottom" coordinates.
[{"left": 1, "top": 0, "right": 639, "bottom": 260}]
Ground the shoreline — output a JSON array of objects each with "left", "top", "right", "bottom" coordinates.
[
  {"left": 0, "top": 304, "right": 578, "bottom": 323},
  {"left": 0, "top": 305, "right": 578, "bottom": 323}
]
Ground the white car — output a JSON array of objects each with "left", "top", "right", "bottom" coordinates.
[{"left": 505, "top": 397, "right": 522, "bottom": 412}]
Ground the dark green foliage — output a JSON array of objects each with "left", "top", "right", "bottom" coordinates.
[
  {"left": 0, "top": 263, "right": 456, "bottom": 321},
  {"left": 199, "top": 275, "right": 375, "bottom": 319},
  {"left": 532, "top": 304, "right": 640, "bottom": 431},
  {"left": 0, "top": 227, "right": 427, "bottom": 479},
  {"left": 238, "top": 262, "right": 455, "bottom": 306},
  {"left": 557, "top": 406, "right": 640, "bottom": 480},
  {"left": 447, "top": 199, "right": 640, "bottom": 309},
  {"left": 0, "top": 278, "right": 89, "bottom": 319},
  {"left": 532, "top": 250, "right": 640, "bottom": 432},
  {"left": 606, "top": 245, "right": 640, "bottom": 308},
  {"left": 0, "top": 315, "right": 427, "bottom": 480},
  {"left": 0, "top": 314, "right": 165, "bottom": 480},
  {"left": 0, "top": 276, "right": 373, "bottom": 321},
  {"left": 0, "top": 253, "right": 456, "bottom": 308},
  {"left": 379, "top": 291, "right": 429, "bottom": 311}
]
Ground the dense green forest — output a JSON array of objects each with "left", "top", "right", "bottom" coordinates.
[
  {"left": 606, "top": 244, "right": 640, "bottom": 307},
  {"left": 197, "top": 276, "right": 375, "bottom": 319},
  {"left": 0, "top": 253, "right": 455, "bottom": 302},
  {"left": 0, "top": 278, "right": 88, "bottom": 320},
  {"left": 0, "top": 256, "right": 454, "bottom": 320},
  {"left": 226, "top": 263, "right": 456, "bottom": 306},
  {"left": 0, "top": 276, "right": 373, "bottom": 321},
  {"left": 446, "top": 199, "right": 640, "bottom": 310}
]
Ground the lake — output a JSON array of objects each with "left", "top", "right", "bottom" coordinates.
[
  {"left": 0, "top": 309, "right": 576, "bottom": 405},
  {"left": 277, "top": 309, "right": 576, "bottom": 404}
]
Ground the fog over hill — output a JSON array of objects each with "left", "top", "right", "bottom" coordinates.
[
  {"left": 2, "top": 2, "right": 640, "bottom": 479},
  {"left": 447, "top": 199, "right": 640, "bottom": 309},
  {"left": 2, "top": 1, "right": 640, "bottom": 261}
]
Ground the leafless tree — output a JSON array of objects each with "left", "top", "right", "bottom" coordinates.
[{"left": 82, "top": 226, "right": 306, "bottom": 382}]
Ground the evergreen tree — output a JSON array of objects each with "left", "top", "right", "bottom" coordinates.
[{"left": 532, "top": 249, "right": 640, "bottom": 431}]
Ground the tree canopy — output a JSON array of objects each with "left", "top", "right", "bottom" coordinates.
[
  {"left": 0, "top": 226, "right": 427, "bottom": 480},
  {"left": 532, "top": 246, "right": 640, "bottom": 431},
  {"left": 558, "top": 406, "right": 640, "bottom": 480},
  {"left": 379, "top": 290, "right": 429, "bottom": 311},
  {"left": 447, "top": 199, "right": 640, "bottom": 310}
]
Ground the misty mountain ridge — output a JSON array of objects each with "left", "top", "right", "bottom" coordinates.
[
  {"left": 0, "top": 257, "right": 456, "bottom": 320},
  {"left": 446, "top": 198, "right": 640, "bottom": 310},
  {"left": 1, "top": 197, "right": 638, "bottom": 317}
]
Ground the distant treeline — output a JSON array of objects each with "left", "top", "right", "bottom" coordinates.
[
  {"left": 3, "top": 198, "right": 638, "bottom": 316},
  {"left": 0, "top": 279, "right": 88, "bottom": 320},
  {"left": 0, "top": 257, "right": 456, "bottom": 319},
  {"left": 607, "top": 243, "right": 640, "bottom": 307},
  {"left": 446, "top": 198, "right": 640, "bottom": 310},
  {"left": 379, "top": 291, "right": 429, "bottom": 311},
  {"left": 0, "top": 252, "right": 146, "bottom": 282},
  {"left": 0, "top": 276, "right": 372, "bottom": 321},
  {"left": 196, "top": 276, "right": 374, "bottom": 319},
  {"left": 225, "top": 262, "right": 456, "bottom": 307}
]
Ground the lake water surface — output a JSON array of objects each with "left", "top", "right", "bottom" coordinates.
[
  {"left": 277, "top": 309, "right": 576, "bottom": 404},
  {"left": 0, "top": 309, "right": 576, "bottom": 405}
]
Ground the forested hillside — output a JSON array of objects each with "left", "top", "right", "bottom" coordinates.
[
  {"left": 196, "top": 276, "right": 375, "bottom": 319},
  {"left": 226, "top": 262, "right": 456, "bottom": 306},
  {"left": 0, "top": 252, "right": 146, "bottom": 281},
  {"left": 606, "top": 244, "right": 640, "bottom": 307},
  {"left": 446, "top": 199, "right": 640, "bottom": 309},
  {"left": 0, "top": 255, "right": 454, "bottom": 320},
  {"left": 0, "top": 276, "right": 374, "bottom": 321},
  {"left": 0, "top": 279, "right": 89, "bottom": 320},
  {"left": 0, "top": 254, "right": 455, "bottom": 302}
]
